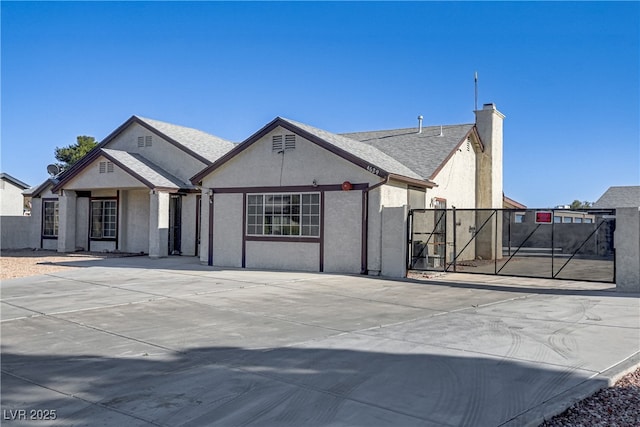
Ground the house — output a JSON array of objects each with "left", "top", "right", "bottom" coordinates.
[
  {"left": 0, "top": 173, "right": 30, "bottom": 216},
  {"left": 35, "top": 116, "right": 234, "bottom": 256},
  {"left": 191, "top": 103, "right": 505, "bottom": 274},
  {"left": 593, "top": 186, "right": 640, "bottom": 209}
]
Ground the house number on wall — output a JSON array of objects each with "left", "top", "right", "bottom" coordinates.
[{"left": 366, "top": 165, "right": 380, "bottom": 175}]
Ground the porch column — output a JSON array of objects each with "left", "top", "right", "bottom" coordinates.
[
  {"left": 149, "top": 190, "right": 169, "bottom": 258},
  {"left": 57, "top": 190, "right": 77, "bottom": 253}
]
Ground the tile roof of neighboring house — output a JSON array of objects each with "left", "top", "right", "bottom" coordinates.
[
  {"left": 342, "top": 124, "right": 477, "bottom": 181},
  {"left": 192, "top": 116, "right": 434, "bottom": 187},
  {"left": 593, "top": 186, "right": 640, "bottom": 208},
  {"left": 101, "top": 149, "right": 195, "bottom": 190},
  {"left": 135, "top": 116, "right": 235, "bottom": 163},
  {"left": 1, "top": 173, "right": 30, "bottom": 190}
]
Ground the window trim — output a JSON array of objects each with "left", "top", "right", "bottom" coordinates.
[
  {"left": 90, "top": 198, "right": 118, "bottom": 240},
  {"left": 41, "top": 198, "right": 59, "bottom": 239},
  {"left": 246, "top": 192, "right": 321, "bottom": 238}
]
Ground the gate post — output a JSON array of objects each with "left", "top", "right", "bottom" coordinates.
[
  {"left": 381, "top": 205, "right": 409, "bottom": 278},
  {"left": 615, "top": 207, "right": 640, "bottom": 292}
]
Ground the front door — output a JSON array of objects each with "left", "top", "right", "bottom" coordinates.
[{"left": 168, "top": 195, "right": 182, "bottom": 255}]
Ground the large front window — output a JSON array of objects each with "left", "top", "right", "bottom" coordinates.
[
  {"left": 91, "top": 199, "right": 117, "bottom": 239},
  {"left": 247, "top": 193, "right": 320, "bottom": 237},
  {"left": 42, "top": 200, "right": 59, "bottom": 237}
]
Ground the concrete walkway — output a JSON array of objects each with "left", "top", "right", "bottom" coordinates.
[{"left": 1, "top": 256, "right": 638, "bottom": 426}]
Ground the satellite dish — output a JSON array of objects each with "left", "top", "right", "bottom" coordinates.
[{"left": 46, "top": 164, "right": 60, "bottom": 176}]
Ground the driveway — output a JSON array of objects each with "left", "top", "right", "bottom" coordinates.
[{"left": 1, "top": 256, "right": 638, "bottom": 426}]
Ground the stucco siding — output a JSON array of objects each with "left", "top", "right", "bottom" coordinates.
[
  {"left": 75, "top": 196, "right": 90, "bottom": 251},
  {"left": 429, "top": 144, "right": 477, "bottom": 208},
  {"left": 120, "top": 190, "right": 150, "bottom": 254},
  {"left": 64, "top": 156, "right": 145, "bottom": 190},
  {"left": 1, "top": 216, "right": 36, "bottom": 248},
  {"left": 324, "top": 191, "right": 362, "bottom": 273},
  {"left": 246, "top": 241, "right": 319, "bottom": 271},
  {"left": 1, "top": 181, "right": 27, "bottom": 215},
  {"left": 180, "top": 194, "right": 199, "bottom": 256},
  {"left": 212, "top": 194, "right": 243, "bottom": 267},
  {"left": 107, "top": 124, "right": 207, "bottom": 181},
  {"left": 202, "top": 126, "right": 376, "bottom": 189}
]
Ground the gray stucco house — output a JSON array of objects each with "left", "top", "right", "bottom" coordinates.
[
  {"left": 23, "top": 103, "right": 504, "bottom": 274},
  {"left": 191, "top": 103, "right": 504, "bottom": 274}
]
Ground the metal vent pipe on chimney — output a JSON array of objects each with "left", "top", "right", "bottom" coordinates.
[{"left": 417, "top": 115, "right": 423, "bottom": 134}]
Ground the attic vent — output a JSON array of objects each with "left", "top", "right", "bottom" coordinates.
[
  {"left": 272, "top": 135, "right": 283, "bottom": 152},
  {"left": 467, "top": 140, "right": 471, "bottom": 151},
  {"left": 99, "top": 161, "right": 114, "bottom": 173},
  {"left": 284, "top": 134, "right": 296, "bottom": 150},
  {"left": 138, "top": 136, "right": 153, "bottom": 147}
]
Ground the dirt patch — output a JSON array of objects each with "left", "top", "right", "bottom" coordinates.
[{"left": 0, "top": 249, "right": 138, "bottom": 280}]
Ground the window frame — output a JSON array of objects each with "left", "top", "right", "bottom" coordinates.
[
  {"left": 246, "top": 192, "right": 321, "bottom": 238},
  {"left": 41, "top": 199, "right": 59, "bottom": 238},
  {"left": 90, "top": 198, "right": 118, "bottom": 240}
]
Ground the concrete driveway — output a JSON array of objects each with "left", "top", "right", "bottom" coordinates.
[{"left": 1, "top": 256, "right": 638, "bottom": 426}]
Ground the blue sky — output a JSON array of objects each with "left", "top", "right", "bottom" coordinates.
[{"left": 2, "top": 1, "right": 638, "bottom": 207}]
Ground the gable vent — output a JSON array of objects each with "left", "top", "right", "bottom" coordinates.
[
  {"left": 284, "top": 134, "right": 296, "bottom": 150},
  {"left": 272, "top": 135, "right": 283, "bottom": 152},
  {"left": 145, "top": 135, "right": 152, "bottom": 147},
  {"left": 137, "top": 136, "right": 144, "bottom": 147},
  {"left": 99, "top": 161, "right": 114, "bottom": 173}
]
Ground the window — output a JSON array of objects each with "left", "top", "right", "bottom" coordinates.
[
  {"left": 563, "top": 216, "right": 572, "bottom": 223},
  {"left": 91, "top": 200, "right": 117, "bottom": 239},
  {"left": 554, "top": 216, "right": 562, "bottom": 223},
  {"left": 584, "top": 218, "right": 593, "bottom": 224},
  {"left": 514, "top": 213, "right": 525, "bottom": 223},
  {"left": 574, "top": 217, "right": 583, "bottom": 223},
  {"left": 247, "top": 193, "right": 320, "bottom": 237},
  {"left": 42, "top": 200, "right": 59, "bottom": 237}
]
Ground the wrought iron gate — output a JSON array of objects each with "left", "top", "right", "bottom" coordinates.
[{"left": 408, "top": 208, "right": 616, "bottom": 282}]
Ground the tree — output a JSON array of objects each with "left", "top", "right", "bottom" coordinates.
[
  {"left": 54, "top": 136, "right": 98, "bottom": 172},
  {"left": 569, "top": 200, "right": 592, "bottom": 210}
]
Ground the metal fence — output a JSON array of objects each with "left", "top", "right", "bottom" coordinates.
[{"left": 408, "top": 208, "right": 616, "bottom": 282}]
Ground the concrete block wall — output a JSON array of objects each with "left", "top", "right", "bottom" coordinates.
[
  {"left": 1, "top": 216, "right": 38, "bottom": 249},
  {"left": 381, "top": 205, "right": 408, "bottom": 278},
  {"left": 615, "top": 207, "right": 640, "bottom": 292}
]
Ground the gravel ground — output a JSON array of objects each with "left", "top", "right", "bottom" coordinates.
[
  {"left": 2, "top": 250, "right": 638, "bottom": 426},
  {"left": 0, "top": 249, "right": 132, "bottom": 280},
  {"left": 541, "top": 367, "right": 640, "bottom": 427}
]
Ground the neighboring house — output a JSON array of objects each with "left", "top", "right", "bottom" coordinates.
[
  {"left": 503, "top": 194, "right": 526, "bottom": 210},
  {"left": 21, "top": 179, "right": 59, "bottom": 249},
  {"left": 42, "top": 116, "right": 234, "bottom": 257},
  {"left": 191, "top": 103, "right": 504, "bottom": 274},
  {"left": 593, "top": 186, "right": 640, "bottom": 209},
  {"left": 0, "top": 173, "right": 30, "bottom": 216}
]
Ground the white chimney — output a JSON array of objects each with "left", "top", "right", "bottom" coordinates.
[{"left": 475, "top": 103, "right": 505, "bottom": 209}]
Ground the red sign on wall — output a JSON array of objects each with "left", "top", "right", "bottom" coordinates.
[{"left": 535, "top": 211, "right": 553, "bottom": 223}]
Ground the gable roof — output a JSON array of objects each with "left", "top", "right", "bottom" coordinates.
[
  {"left": 593, "top": 186, "right": 640, "bottom": 208},
  {"left": 0, "top": 173, "right": 30, "bottom": 190},
  {"left": 52, "top": 115, "right": 234, "bottom": 193},
  {"left": 192, "top": 117, "right": 434, "bottom": 187},
  {"left": 101, "top": 149, "right": 195, "bottom": 191},
  {"left": 342, "top": 124, "right": 479, "bottom": 181},
  {"left": 23, "top": 178, "right": 58, "bottom": 198}
]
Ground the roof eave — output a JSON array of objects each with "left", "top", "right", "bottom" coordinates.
[{"left": 388, "top": 174, "right": 436, "bottom": 189}]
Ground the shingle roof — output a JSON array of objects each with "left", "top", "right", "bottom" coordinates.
[
  {"left": 135, "top": 116, "right": 235, "bottom": 163},
  {"left": 23, "top": 178, "right": 58, "bottom": 197},
  {"left": 0, "top": 173, "right": 30, "bottom": 189},
  {"left": 593, "top": 186, "right": 640, "bottom": 208},
  {"left": 281, "top": 118, "right": 425, "bottom": 181},
  {"left": 342, "top": 124, "right": 476, "bottom": 180},
  {"left": 101, "top": 149, "right": 195, "bottom": 190}
]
